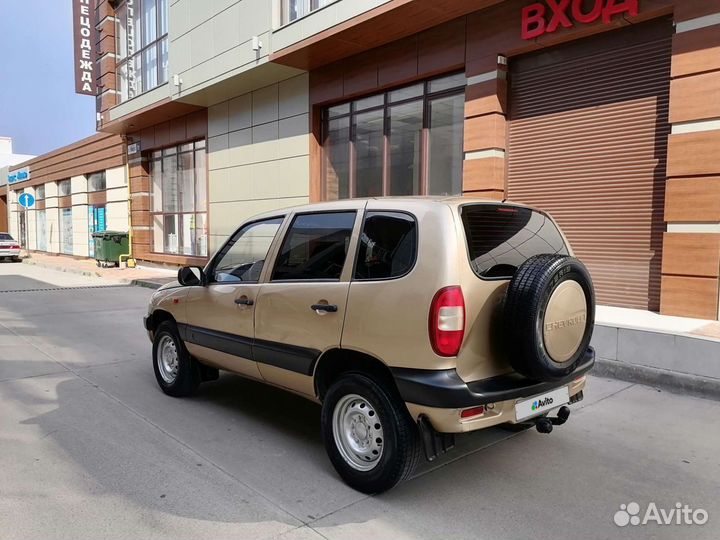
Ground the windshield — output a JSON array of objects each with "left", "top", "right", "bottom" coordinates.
[{"left": 461, "top": 204, "right": 568, "bottom": 279}]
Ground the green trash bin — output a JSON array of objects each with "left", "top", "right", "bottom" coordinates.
[{"left": 92, "top": 231, "right": 129, "bottom": 267}]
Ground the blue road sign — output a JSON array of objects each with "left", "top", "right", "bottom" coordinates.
[{"left": 18, "top": 193, "right": 35, "bottom": 208}]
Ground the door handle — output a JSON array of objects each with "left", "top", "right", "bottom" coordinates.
[
  {"left": 311, "top": 303, "right": 338, "bottom": 313},
  {"left": 234, "top": 297, "right": 254, "bottom": 306}
]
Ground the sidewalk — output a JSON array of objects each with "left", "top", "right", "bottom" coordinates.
[
  {"left": 592, "top": 306, "right": 720, "bottom": 401},
  {"left": 21, "top": 252, "right": 178, "bottom": 289}
]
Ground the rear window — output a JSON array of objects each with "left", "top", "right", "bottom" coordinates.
[
  {"left": 0, "top": 233, "right": 13, "bottom": 241},
  {"left": 461, "top": 204, "right": 568, "bottom": 279}
]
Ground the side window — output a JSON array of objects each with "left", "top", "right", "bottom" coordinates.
[
  {"left": 354, "top": 212, "right": 417, "bottom": 280},
  {"left": 272, "top": 212, "right": 356, "bottom": 281},
  {"left": 211, "top": 217, "right": 283, "bottom": 283}
]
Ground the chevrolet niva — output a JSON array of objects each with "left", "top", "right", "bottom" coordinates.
[{"left": 144, "top": 197, "right": 595, "bottom": 493}]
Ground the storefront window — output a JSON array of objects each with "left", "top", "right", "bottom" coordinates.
[
  {"left": 58, "top": 180, "right": 71, "bottom": 196},
  {"left": 36, "top": 210, "right": 48, "bottom": 252},
  {"left": 115, "top": 0, "right": 168, "bottom": 102},
  {"left": 282, "top": 0, "right": 336, "bottom": 25},
  {"left": 60, "top": 208, "right": 73, "bottom": 255},
  {"left": 150, "top": 140, "right": 208, "bottom": 257},
  {"left": 322, "top": 73, "right": 466, "bottom": 199},
  {"left": 87, "top": 172, "right": 106, "bottom": 192}
]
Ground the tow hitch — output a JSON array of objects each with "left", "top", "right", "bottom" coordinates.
[{"left": 535, "top": 405, "right": 571, "bottom": 434}]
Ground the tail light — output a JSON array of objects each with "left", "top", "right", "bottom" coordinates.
[
  {"left": 429, "top": 286, "right": 465, "bottom": 357},
  {"left": 10, "top": 245, "right": 20, "bottom": 249}
]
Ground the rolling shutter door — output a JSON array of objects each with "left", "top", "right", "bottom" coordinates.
[{"left": 507, "top": 20, "right": 672, "bottom": 310}]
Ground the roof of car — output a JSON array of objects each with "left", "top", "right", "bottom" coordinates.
[{"left": 243, "top": 196, "right": 536, "bottom": 222}]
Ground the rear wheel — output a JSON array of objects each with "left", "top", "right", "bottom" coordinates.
[
  {"left": 152, "top": 321, "right": 201, "bottom": 397},
  {"left": 321, "top": 373, "right": 421, "bottom": 493}
]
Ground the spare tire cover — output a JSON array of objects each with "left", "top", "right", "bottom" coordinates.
[{"left": 502, "top": 254, "right": 595, "bottom": 381}]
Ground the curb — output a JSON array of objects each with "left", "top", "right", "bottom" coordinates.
[
  {"left": 130, "top": 279, "right": 164, "bottom": 290},
  {"left": 22, "top": 258, "right": 101, "bottom": 278},
  {"left": 22, "top": 258, "right": 173, "bottom": 290},
  {"left": 593, "top": 358, "right": 720, "bottom": 401}
]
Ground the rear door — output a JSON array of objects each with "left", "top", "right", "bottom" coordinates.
[{"left": 254, "top": 203, "right": 364, "bottom": 395}]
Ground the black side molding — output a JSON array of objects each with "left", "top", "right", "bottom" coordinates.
[
  {"left": 176, "top": 323, "right": 320, "bottom": 376},
  {"left": 391, "top": 347, "right": 595, "bottom": 409}
]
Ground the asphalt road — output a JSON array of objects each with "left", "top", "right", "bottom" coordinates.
[{"left": 1, "top": 262, "right": 719, "bottom": 540}]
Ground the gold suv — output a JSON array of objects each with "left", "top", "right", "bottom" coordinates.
[{"left": 144, "top": 198, "right": 595, "bottom": 493}]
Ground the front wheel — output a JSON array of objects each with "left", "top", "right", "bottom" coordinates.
[
  {"left": 321, "top": 373, "right": 421, "bottom": 493},
  {"left": 152, "top": 321, "right": 201, "bottom": 397}
]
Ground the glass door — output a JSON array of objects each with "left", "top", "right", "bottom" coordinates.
[
  {"left": 36, "top": 210, "right": 47, "bottom": 252},
  {"left": 61, "top": 208, "right": 73, "bottom": 255},
  {"left": 88, "top": 205, "right": 107, "bottom": 258}
]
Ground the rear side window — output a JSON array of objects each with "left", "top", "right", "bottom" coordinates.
[
  {"left": 354, "top": 211, "right": 417, "bottom": 280},
  {"left": 272, "top": 212, "right": 356, "bottom": 281},
  {"left": 461, "top": 204, "right": 568, "bottom": 279}
]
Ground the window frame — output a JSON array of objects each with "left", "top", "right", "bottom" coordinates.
[
  {"left": 114, "top": 0, "right": 168, "bottom": 103},
  {"left": 321, "top": 72, "right": 466, "bottom": 200},
  {"left": 87, "top": 171, "right": 107, "bottom": 192},
  {"left": 281, "top": 0, "right": 336, "bottom": 26},
  {"left": 149, "top": 139, "right": 208, "bottom": 258},
  {"left": 206, "top": 215, "right": 287, "bottom": 285},
  {"left": 270, "top": 210, "right": 358, "bottom": 283},
  {"left": 58, "top": 179, "right": 72, "bottom": 197},
  {"left": 351, "top": 209, "right": 419, "bottom": 282}
]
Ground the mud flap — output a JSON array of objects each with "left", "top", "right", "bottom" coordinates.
[{"left": 418, "top": 415, "right": 455, "bottom": 461}]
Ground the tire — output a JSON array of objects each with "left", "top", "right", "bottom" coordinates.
[
  {"left": 321, "top": 373, "right": 421, "bottom": 494},
  {"left": 12, "top": 256, "right": 21, "bottom": 263},
  {"left": 152, "top": 321, "right": 201, "bottom": 397},
  {"left": 502, "top": 254, "right": 595, "bottom": 382}
]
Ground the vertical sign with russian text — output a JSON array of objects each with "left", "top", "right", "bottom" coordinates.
[
  {"left": 73, "top": 0, "right": 97, "bottom": 95},
  {"left": 126, "top": 0, "right": 138, "bottom": 98}
]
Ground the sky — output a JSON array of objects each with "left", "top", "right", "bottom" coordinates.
[{"left": 0, "top": 0, "right": 96, "bottom": 156}]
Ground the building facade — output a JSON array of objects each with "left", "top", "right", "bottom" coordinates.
[
  {"left": 84, "top": 0, "right": 719, "bottom": 319},
  {"left": 0, "top": 137, "right": 35, "bottom": 232},
  {"left": 6, "top": 133, "right": 128, "bottom": 258}
]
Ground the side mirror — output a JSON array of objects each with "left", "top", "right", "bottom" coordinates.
[{"left": 178, "top": 266, "right": 205, "bottom": 287}]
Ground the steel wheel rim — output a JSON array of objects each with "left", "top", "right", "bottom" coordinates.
[
  {"left": 332, "top": 394, "right": 384, "bottom": 471},
  {"left": 157, "top": 334, "right": 179, "bottom": 384}
]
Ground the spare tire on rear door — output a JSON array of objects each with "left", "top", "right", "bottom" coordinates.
[{"left": 502, "top": 254, "right": 595, "bottom": 382}]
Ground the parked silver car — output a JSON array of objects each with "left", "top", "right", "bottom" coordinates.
[{"left": 0, "top": 233, "right": 22, "bottom": 262}]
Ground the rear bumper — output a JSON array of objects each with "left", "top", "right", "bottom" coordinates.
[
  {"left": 392, "top": 347, "right": 595, "bottom": 409},
  {"left": 0, "top": 249, "right": 21, "bottom": 257}
]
